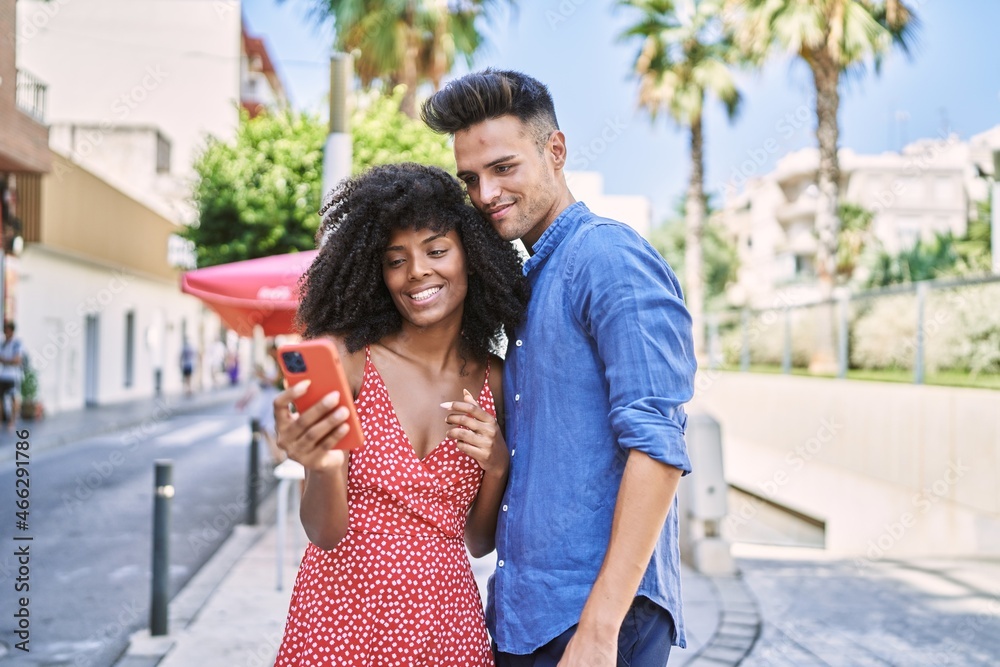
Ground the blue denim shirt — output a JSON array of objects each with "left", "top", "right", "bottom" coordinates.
[{"left": 485, "top": 202, "right": 696, "bottom": 654}]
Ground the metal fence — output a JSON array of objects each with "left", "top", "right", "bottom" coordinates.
[{"left": 706, "top": 275, "right": 1000, "bottom": 385}]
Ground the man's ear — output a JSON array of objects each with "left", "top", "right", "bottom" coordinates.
[{"left": 548, "top": 130, "right": 568, "bottom": 171}]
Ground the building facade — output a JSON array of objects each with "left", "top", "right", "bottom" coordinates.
[
  {"left": 720, "top": 129, "right": 996, "bottom": 308},
  {"left": 10, "top": 0, "right": 282, "bottom": 413}
]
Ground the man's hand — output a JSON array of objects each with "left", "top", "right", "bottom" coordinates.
[{"left": 557, "top": 629, "right": 617, "bottom": 666}]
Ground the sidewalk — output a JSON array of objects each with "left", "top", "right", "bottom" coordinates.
[
  {"left": 116, "top": 505, "right": 1000, "bottom": 667},
  {"left": 0, "top": 382, "right": 246, "bottom": 462},
  {"left": 114, "top": 489, "right": 759, "bottom": 667},
  {"left": 13, "top": 387, "right": 1000, "bottom": 665}
]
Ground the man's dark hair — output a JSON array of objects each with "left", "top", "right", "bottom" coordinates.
[
  {"left": 421, "top": 69, "right": 559, "bottom": 149},
  {"left": 3, "top": 321, "right": 13, "bottom": 332},
  {"left": 296, "top": 163, "right": 529, "bottom": 361}
]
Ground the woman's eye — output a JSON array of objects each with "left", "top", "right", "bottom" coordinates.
[
  {"left": 429, "top": 249, "right": 447, "bottom": 257},
  {"left": 386, "top": 258, "right": 404, "bottom": 268}
]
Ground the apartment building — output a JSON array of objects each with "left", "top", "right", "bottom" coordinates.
[{"left": 720, "top": 128, "right": 998, "bottom": 308}]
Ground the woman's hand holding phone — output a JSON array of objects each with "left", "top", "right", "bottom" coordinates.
[{"left": 273, "top": 382, "right": 353, "bottom": 472}]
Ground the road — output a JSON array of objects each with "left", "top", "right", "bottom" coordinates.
[{"left": 0, "top": 406, "right": 270, "bottom": 666}]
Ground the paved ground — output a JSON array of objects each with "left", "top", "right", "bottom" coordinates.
[{"left": 5, "top": 388, "right": 1000, "bottom": 666}]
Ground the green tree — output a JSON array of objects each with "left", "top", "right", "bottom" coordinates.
[
  {"left": 186, "top": 94, "right": 458, "bottom": 267},
  {"left": 619, "top": 0, "right": 742, "bottom": 355},
  {"left": 186, "top": 110, "right": 327, "bottom": 267},
  {"left": 301, "top": 0, "right": 509, "bottom": 117},
  {"left": 865, "top": 199, "right": 993, "bottom": 287},
  {"left": 351, "top": 87, "right": 455, "bottom": 174},
  {"left": 725, "top": 0, "right": 918, "bottom": 369},
  {"left": 836, "top": 202, "right": 876, "bottom": 284},
  {"left": 649, "top": 197, "right": 739, "bottom": 306}
]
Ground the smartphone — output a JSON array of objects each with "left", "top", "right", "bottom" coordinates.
[{"left": 277, "top": 339, "right": 365, "bottom": 452}]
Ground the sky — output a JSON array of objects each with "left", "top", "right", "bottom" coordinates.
[{"left": 242, "top": 0, "right": 1000, "bottom": 225}]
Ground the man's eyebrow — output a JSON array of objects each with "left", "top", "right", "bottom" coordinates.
[{"left": 457, "top": 154, "right": 518, "bottom": 178}]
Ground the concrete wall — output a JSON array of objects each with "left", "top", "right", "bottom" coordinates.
[{"left": 690, "top": 371, "right": 1000, "bottom": 559}]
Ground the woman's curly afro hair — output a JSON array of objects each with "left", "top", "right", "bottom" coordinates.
[{"left": 296, "top": 162, "right": 529, "bottom": 362}]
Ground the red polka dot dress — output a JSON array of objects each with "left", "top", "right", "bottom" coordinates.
[{"left": 275, "top": 347, "right": 495, "bottom": 666}]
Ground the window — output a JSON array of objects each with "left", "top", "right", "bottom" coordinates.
[{"left": 124, "top": 311, "right": 136, "bottom": 388}]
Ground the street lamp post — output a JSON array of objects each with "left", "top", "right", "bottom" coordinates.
[
  {"left": 992, "top": 150, "right": 1000, "bottom": 275},
  {"left": 322, "top": 53, "right": 354, "bottom": 197}
]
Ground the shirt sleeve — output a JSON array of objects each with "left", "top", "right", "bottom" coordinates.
[{"left": 566, "top": 223, "right": 696, "bottom": 473}]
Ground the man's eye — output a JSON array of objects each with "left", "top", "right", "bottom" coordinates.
[{"left": 496, "top": 165, "right": 511, "bottom": 174}]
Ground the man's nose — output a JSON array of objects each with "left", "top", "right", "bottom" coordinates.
[{"left": 479, "top": 176, "right": 502, "bottom": 205}]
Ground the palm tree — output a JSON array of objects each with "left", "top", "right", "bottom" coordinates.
[
  {"left": 724, "top": 0, "right": 918, "bottom": 368},
  {"left": 619, "top": 0, "right": 742, "bottom": 356},
  {"left": 301, "top": 0, "right": 508, "bottom": 117}
]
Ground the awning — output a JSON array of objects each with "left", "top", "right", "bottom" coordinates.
[{"left": 180, "top": 250, "right": 319, "bottom": 337}]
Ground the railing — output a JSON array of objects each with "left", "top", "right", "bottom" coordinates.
[
  {"left": 706, "top": 274, "right": 1000, "bottom": 386},
  {"left": 15, "top": 69, "right": 47, "bottom": 123}
]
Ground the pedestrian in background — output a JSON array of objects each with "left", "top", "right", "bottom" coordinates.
[
  {"left": 422, "top": 69, "right": 697, "bottom": 666},
  {"left": 0, "top": 320, "right": 23, "bottom": 431},
  {"left": 179, "top": 337, "right": 196, "bottom": 396},
  {"left": 272, "top": 163, "right": 528, "bottom": 666}
]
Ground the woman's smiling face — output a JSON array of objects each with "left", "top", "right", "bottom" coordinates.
[{"left": 382, "top": 227, "right": 468, "bottom": 330}]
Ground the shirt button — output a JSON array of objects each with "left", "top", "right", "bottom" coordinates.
[
  {"left": 498, "top": 560, "right": 505, "bottom": 567},
  {"left": 502, "top": 504, "right": 508, "bottom": 512},
  {"left": 515, "top": 339, "right": 523, "bottom": 347},
  {"left": 511, "top": 449, "right": 515, "bottom": 457},
  {"left": 515, "top": 394, "right": 520, "bottom": 401}
]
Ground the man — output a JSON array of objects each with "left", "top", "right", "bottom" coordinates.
[
  {"left": 0, "top": 320, "right": 24, "bottom": 431},
  {"left": 421, "top": 70, "right": 696, "bottom": 666}
]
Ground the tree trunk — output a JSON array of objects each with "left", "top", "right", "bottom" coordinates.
[
  {"left": 399, "top": 2, "right": 420, "bottom": 118},
  {"left": 685, "top": 113, "right": 706, "bottom": 358},
  {"left": 809, "top": 52, "right": 841, "bottom": 373}
]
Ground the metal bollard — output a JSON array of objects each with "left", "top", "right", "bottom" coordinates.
[
  {"left": 151, "top": 460, "right": 174, "bottom": 636},
  {"left": 246, "top": 418, "right": 260, "bottom": 525}
]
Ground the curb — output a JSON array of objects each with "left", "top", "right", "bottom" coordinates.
[{"left": 685, "top": 573, "right": 761, "bottom": 666}]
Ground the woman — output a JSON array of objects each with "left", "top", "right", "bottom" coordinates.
[{"left": 273, "top": 163, "right": 528, "bottom": 666}]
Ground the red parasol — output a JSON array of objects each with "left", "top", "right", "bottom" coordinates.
[{"left": 180, "top": 250, "right": 319, "bottom": 336}]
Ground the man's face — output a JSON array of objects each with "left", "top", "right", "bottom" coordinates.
[{"left": 454, "top": 115, "right": 565, "bottom": 249}]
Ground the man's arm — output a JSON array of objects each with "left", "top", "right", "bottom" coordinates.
[
  {"left": 558, "top": 451, "right": 682, "bottom": 665},
  {"left": 560, "top": 224, "right": 695, "bottom": 665}
]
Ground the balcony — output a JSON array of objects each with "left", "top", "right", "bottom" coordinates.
[{"left": 15, "top": 69, "right": 47, "bottom": 123}]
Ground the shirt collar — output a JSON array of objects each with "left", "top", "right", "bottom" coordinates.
[{"left": 524, "top": 201, "right": 590, "bottom": 274}]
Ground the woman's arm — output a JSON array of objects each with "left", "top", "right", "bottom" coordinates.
[
  {"left": 447, "top": 361, "right": 509, "bottom": 557},
  {"left": 274, "top": 337, "right": 363, "bottom": 550}
]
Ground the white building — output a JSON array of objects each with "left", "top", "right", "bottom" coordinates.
[
  {"left": 720, "top": 128, "right": 995, "bottom": 307},
  {"left": 11, "top": 1, "right": 291, "bottom": 413},
  {"left": 567, "top": 171, "right": 652, "bottom": 238}
]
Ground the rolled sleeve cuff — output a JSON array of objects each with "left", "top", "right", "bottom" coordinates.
[{"left": 610, "top": 402, "right": 692, "bottom": 474}]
